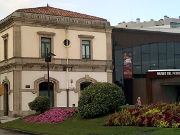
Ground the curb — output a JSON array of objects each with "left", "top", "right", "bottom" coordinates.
[{"left": 0, "top": 127, "right": 45, "bottom": 135}]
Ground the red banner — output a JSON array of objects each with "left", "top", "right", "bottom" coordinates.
[{"left": 123, "top": 52, "right": 133, "bottom": 79}]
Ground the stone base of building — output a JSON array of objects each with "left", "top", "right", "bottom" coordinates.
[
  {"left": 0, "top": 110, "right": 35, "bottom": 117},
  {"left": 0, "top": 110, "right": 3, "bottom": 117}
]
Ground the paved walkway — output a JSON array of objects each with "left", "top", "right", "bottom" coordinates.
[
  {"left": 0, "top": 128, "right": 31, "bottom": 135},
  {"left": 0, "top": 116, "right": 21, "bottom": 123}
]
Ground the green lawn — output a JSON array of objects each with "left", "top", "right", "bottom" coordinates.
[{"left": 0, "top": 114, "right": 180, "bottom": 135}]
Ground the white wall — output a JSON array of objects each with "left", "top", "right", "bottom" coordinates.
[
  {"left": 21, "top": 26, "right": 107, "bottom": 60},
  {"left": 69, "top": 91, "right": 78, "bottom": 107},
  {"left": 57, "top": 91, "right": 67, "bottom": 107},
  {"left": 21, "top": 71, "right": 107, "bottom": 108},
  {"left": 22, "top": 92, "right": 36, "bottom": 111},
  {"left": 21, "top": 71, "right": 107, "bottom": 89}
]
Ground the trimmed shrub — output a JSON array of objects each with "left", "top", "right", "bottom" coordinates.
[
  {"left": 78, "top": 82, "right": 125, "bottom": 119},
  {"left": 28, "top": 96, "right": 50, "bottom": 114}
]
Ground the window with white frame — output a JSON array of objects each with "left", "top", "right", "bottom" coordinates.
[
  {"left": 82, "top": 40, "right": 91, "bottom": 59},
  {"left": 78, "top": 35, "right": 94, "bottom": 60},
  {"left": 37, "top": 31, "right": 55, "bottom": 58}
]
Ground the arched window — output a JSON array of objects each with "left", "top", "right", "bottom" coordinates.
[{"left": 80, "top": 81, "right": 92, "bottom": 90}]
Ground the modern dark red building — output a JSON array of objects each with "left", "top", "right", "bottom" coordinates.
[{"left": 112, "top": 28, "right": 180, "bottom": 104}]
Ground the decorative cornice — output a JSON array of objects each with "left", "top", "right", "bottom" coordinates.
[
  {"left": 0, "top": 11, "right": 111, "bottom": 31},
  {"left": 0, "top": 57, "right": 113, "bottom": 73},
  {"left": 37, "top": 31, "right": 56, "bottom": 36},
  {"left": 1, "top": 33, "right": 9, "bottom": 39},
  {"left": 78, "top": 35, "right": 94, "bottom": 39}
]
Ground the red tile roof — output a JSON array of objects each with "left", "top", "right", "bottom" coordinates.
[{"left": 16, "top": 6, "right": 107, "bottom": 21}]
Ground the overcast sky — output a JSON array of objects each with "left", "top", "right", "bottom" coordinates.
[{"left": 0, "top": 0, "right": 180, "bottom": 26}]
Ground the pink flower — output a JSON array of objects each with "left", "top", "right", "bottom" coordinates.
[{"left": 24, "top": 108, "right": 78, "bottom": 124}]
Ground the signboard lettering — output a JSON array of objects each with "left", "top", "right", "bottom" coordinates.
[{"left": 156, "top": 71, "right": 180, "bottom": 76}]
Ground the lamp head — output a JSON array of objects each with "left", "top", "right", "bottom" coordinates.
[{"left": 48, "top": 52, "right": 56, "bottom": 57}]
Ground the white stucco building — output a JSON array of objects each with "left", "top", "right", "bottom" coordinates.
[{"left": 0, "top": 5, "right": 112, "bottom": 117}]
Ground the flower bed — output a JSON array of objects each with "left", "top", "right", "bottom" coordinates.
[
  {"left": 24, "top": 108, "right": 78, "bottom": 123},
  {"left": 106, "top": 103, "right": 180, "bottom": 128}
]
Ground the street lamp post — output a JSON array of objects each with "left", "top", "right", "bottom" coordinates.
[{"left": 45, "top": 51, "right": 56, "bottom": 99}]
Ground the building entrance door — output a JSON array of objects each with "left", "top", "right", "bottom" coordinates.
[
  {"left": 39, "top": 82, "right": 54, "bottom": 107},
  {"left": 3, "top": 83, "right": 9, "bottom": 116}
]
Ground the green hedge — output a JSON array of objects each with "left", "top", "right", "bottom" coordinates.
[
  {"left": 78, "top": 82, "right": 125, "bottom": 119},
  {"left": 28, "top": 96, "right": 50, "bottom": 114}
]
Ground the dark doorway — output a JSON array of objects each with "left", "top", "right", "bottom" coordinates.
[
  {"left": 3, "top": 83, "right": 9, "bottom": 116},
  {"left": 124, "top": 79, "right": 133, "bottom": 105},
  {"left": 160, "top": 85, "right": 180, "bottom": 103},
  {"left": 39, "top": 82, "right": 54, "bottom": 107},
  {"left": 80, "top": 82, "right": 92, "bottom": 90},
  {"left": 176, "top": 86, "right": 180, "bottom": 102}
]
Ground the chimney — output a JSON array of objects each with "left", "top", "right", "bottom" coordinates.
[
  {"left": 164, "top": 15, "right": 169, "bottom": 20},
  {"left": 136, "top": 18, "right": 140, "bottom": 23}
]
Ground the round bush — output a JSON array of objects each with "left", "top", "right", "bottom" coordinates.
[
  {"left": 28, "top": 96, "right": 50, "bottom": 113},
  {"left": 78, "top": 82, "right": 125, "bottom": 119}
]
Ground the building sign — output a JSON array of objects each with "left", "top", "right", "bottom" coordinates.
[
  {"left": 123, "top": 52, "right": 133, "bottom": 79},
  {"left": 157, "top": 71, "right": 180, "bottom": 76}
]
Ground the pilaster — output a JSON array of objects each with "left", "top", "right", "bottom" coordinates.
[
  {"left": 13, "top": 25, "right": 21, "bottom": 57},
  {"left": 13, "top": 70, "right": 22, "bottom": 115}
]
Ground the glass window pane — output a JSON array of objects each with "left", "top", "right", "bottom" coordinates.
[
  {"left": 123, "top": 48, "right": 132, "bottom": 53},
  {"left": 159, "top": 54, "right": 166, "bottom": 69},
  {"left": 158, "top": 43, "right": 166, "bottom": 54},
  {"left": 174, "top": 42, "right": 180, "bottom": 54},
  {"left": 142, "top": 44, "right": 150, "bottom": 74},
  {"left": 114, "top": 49, "right": 123, "bottom": 83},
  {"left": 82, "top": 40, "right": 90, "bottom": 59},
  {"left": 167, "top": 42, "right": 174, "bottom": 67},
  {"left": 86, "top": 45, "right": 90, "bottom": 57},
  {"left": 133, "top": 65, "right": 141, "bottom": 74},
  {"left": 42, "top": 38, "right": 51, "bottom": 43},
  {"left": 150, "top": 43, "right": 158, "bottom": 67},
  {"left": 41, "top": 43, "right": 46, "bottom": 58},
  {"left": 142, "top": 44, "right": 150, "bottom": 53},
  {"left": 82, "top": 45, "right": 85, "bottom": 56},
  {"left": 133, "top": 46, "right": 141, "bottom": 65},
  {"left": 41, "top": 37, "right": 51, "bottom": 58},
  {"left": 175, "top": 54, "right": 180, "bottom": 68},
  {"left": 46, "top": 44, "right": 51, "bottom": 54},
  {"left": 142, "top": 54, "right": 150, "bottom": 74},
  {"left": 82, "top": 40, "right": 90, "bottom": 45},
  {"left": 158, "top": 43, "right": 167, "bottom": 69}
]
